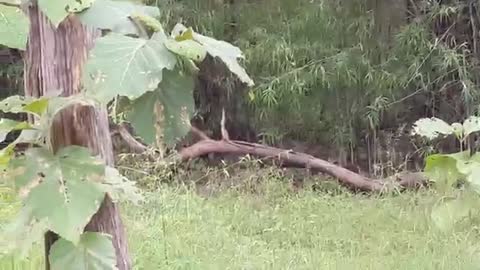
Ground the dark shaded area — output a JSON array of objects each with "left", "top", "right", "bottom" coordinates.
[{"left": 192, "top": 54, "right": 257, "bottom": 142}]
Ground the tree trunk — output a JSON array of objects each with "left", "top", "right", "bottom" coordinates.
[
  {"left": 23, "top": 2, "right": 131, "bottom": 269},
  {"left": 192, "top": 55, "right": 256, "bottom": 143}
]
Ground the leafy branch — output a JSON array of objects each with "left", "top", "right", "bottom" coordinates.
[
  {"left": 0, "top": 0, "right": 254, "bottom": 268},
  {"left": 412, "top": 116, "right": 480, "bottom": 231}
]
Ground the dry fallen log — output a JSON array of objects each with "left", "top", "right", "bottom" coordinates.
[
  {"left": 176, "top": 128, "right": 428, "bottom": 192},
  {"left": 113, "top": 123, "right": 429, "bottom": 192}
]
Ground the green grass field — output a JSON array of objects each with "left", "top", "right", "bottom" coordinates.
[{"left": 2, "top": 177, "right": 480, "bottom": 270}]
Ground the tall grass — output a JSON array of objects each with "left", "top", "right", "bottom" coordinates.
[{"left": 2, "top": 174, "right": 480, "bottom": 269}]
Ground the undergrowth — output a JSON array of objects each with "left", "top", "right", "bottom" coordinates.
[
  {"left": 3, "top": 160, "right": 480, "bottom": 269},
  {"left": 2, "top": 148, "right": 480, "bottom": 269},
  {"left": 124, "top": 185, "right": 480, "bottom": 270}
]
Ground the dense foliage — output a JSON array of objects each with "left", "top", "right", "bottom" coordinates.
[
  {"left": 2, "top": 0, "right": 480, "bottom": 268},
  {"left": 159, "top": 0, "right": 480, "bottom": 165},
  {"left": 413, "top": 115, "right": 480, "bottom": 231},
  {"left": 3, "top": 0, "right": 480, "bottom": 168}
]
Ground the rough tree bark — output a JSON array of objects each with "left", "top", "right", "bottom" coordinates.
[{"left": 23, "top": 2, "right": 131, "bottom": 269}]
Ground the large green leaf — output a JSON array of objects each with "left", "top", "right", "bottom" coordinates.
[
  {"left": 38, "top": 0, "right": 94, "bottom": 27},
  {"left": 412, "top": 117, "right": 454, "bottom": 140},
  {"left": 0, "top": 129, "right": 43, "bottom": 169},
  {"left": 164, "top": 39, "right": 207, "bottom": 63},
  {"left": 467, "top": 166, "right": 480, "bottom": 194},
  {"left": 0, "top": 127, "right": 39, "bottom": 170},
  {"left": 0, "top": 0, "right": 21, "bottom": 4},
  {"left": 127, "top": 69, "right": 194, "bottom": 146},
  {"left": 0, "top": 94, "right": 95, "bottom": 168},
  {"left": 0, "top": 206, "right": 49, "bottom": 258},
  {"left": 77, "top": 0, "right": 160, "bottom": 35},
  {"left": 9, "top": 146, "right": 106, "bottom": 244},
  {"left": 0, "top": 142, "right": 16, "bottom": 168},
  {"left": 0, "top": 4, "right": 29, "bottom": 49},
  {"left": 49, "top": 232, "right": 117, "bottom": 270},
  {"left": 171, "top": 23, "right": 254, "bottom": 87},
  {"left": 448, "top": 151, "right": 478, "bottom": 175},
  {"left": 424, "top": 153, "right": 464, "bottom": 190},
  {"left": 0, "top": 119, "right": 33, "bottom": 143},
  {"left": 0, "top": 95, "right": 36, "bottom": 114},
  {"left": 452, "top": 152, "right": 480, "bottom": 194},
  {"left": 423, "top": 150, "right": 480, "bottom": 194},
  {"left": 0, "top": 94, "right": 96, "bottom": 169},
  {"left": 98, "top": 166, "right": 143, "bottom": 204},
  {"left": 431, "top": 197, "right": 472, "bottom": 232},
  {"left": 0, "top": 94, "right": 61, "bottom": 116},
  {"left": 462, "top": 116, "right": 480, "bottom": 138},
  {"left": 413, "top": 116, "right": 480, "bottom": 141},
  {"left": 130, "top": 12, "right": 164, "bottom": 33},
  {"left": 84, "top": 32, "right": 176, "bottom": 104}
]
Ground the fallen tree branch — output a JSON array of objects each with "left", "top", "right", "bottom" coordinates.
[
  {"left": 114, "top": 122, "right": 429, "bottom": 192},
  {"left": 175, "top": 130, "right": 429, "bottom": 192}
]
